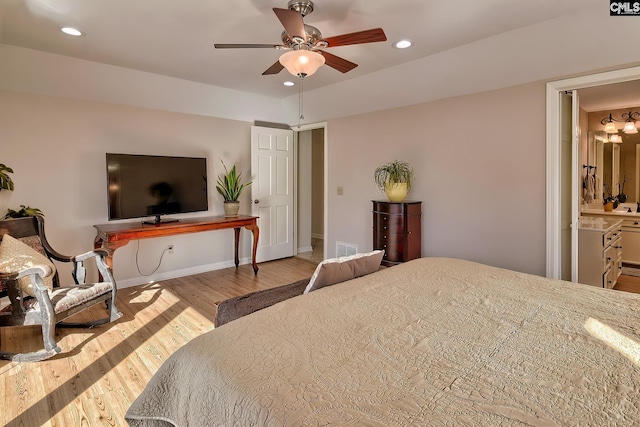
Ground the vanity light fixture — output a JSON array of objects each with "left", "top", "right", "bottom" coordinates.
[
  {"left": 601, "top": 111, "right": 640, "bottom": 135},
  {"left": 610, "top": 134, "right": 623, "bottom": 143}
]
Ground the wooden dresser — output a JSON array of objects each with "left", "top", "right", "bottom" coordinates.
[{"left": 372, "top": 200, "right": 422, "bottom": 267}]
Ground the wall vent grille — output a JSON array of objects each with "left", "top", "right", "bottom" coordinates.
[{"left": 336, "top": 242, "right": 358, "bottom": 257}]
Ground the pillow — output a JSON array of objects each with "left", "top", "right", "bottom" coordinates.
[
  {"left": 0, "top": 234, "right": 56, "bottom": 297},
  {"left": 303, "top": 250, "right": 384, "bottom": 294}
]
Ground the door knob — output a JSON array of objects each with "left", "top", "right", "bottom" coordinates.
[{"left": 254, "top": 199, "right": 260, "bottom": 204}]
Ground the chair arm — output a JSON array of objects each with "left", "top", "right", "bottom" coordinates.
[
  {"left": 0, "top": 264, "right": 53, "bottom": 282},
  {"left": 71, "top": 249, "right": 111, "bottom": 285},
  {"left": 17, "top": 264, "right": 53, "bottom": 282},
  {"left": 73, "top": 249, "right": 108, "bottom": 263}
]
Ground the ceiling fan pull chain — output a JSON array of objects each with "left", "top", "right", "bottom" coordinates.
[{"left": 298, "top": 74, "right": 305, "bottom": 127}]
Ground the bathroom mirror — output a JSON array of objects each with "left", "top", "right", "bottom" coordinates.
[{"left": 587, "top": 130, "right": 640, "bottom": 204}]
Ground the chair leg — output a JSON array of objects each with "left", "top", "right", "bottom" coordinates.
[
  {"left": 0, "top": 313, "right": 61, "bottom": 362},
  {"left": 108, "top": 297, "right": 123, "bottom": 322}
]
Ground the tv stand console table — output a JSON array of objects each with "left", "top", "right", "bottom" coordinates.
[{"left": 93, "top": 215, "right": 260, "bottom": 276}]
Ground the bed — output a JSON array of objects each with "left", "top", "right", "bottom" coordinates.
[{"left": 125, "top": 257, "right": 640, "bottom": 426}]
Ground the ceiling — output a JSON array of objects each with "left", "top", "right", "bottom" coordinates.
[
  {"left": 579, "top": 80, "right": 640, "bottom": 113},
  {"left": 0, "top": 0, "right": 607, "bottom": 100}
]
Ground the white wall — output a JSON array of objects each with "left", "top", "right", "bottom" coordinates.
[
  {"left": 0, "top": 89, "right": 254, "bottom": 286},
  {"left": 326, "top": 82, "right": 547, "bottom": 275}
]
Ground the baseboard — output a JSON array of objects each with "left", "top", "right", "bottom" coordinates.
[
  {"left": 298, "top": 246, "right": 313, "bottom": 253},
  {"left": 115, "top": 257, "right": 252, "bottom": 288},
  {"left": 311, "top": 233, "right": 324, "bottom": 240}
]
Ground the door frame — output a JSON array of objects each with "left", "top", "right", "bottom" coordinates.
[
  {"left": 546, "top": 66, "right": 640, "bottom": 279},
  {"left": 294, "top": 121, "right": 328, "bottom": 261}
]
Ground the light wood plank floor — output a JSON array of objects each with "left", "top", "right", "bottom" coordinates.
[
  {"left": 0, "top": 257, "right": 318, "bottom": 427},
  {"left": 614, "top": 274, "right": 640, "bottom": 294}
]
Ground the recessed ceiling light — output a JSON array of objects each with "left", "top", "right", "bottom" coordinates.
[
  {"left": 61, "top": 27, "right": 83, "bottom": 37},
  {"left": 283, "top": 81, "right": 295, "bottom": 86},
  {"left": 394, "top": 40, "right": 412, "bottom": 49}
]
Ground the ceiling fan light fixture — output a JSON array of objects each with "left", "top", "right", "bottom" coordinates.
[{"left": 279, "top": 50, "right": 325, "bottom": 77}]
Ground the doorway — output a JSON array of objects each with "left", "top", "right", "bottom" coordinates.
[
  {"left": 295, "top": 123, "right": 327, "bottom": 263},
  {"left": 546, "top": 66, "right": 640, "bottom": 279}
]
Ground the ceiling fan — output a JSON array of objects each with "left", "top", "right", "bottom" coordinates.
[{"left": 214, "top": 0, "right": 387, "bottom": 77}]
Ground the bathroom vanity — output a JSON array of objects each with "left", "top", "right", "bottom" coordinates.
[
  {"left": 581, "top": 205, "right": 640, "bottom": 266},
  {"left": 577, "top": 216, "right": 623, "bottom": 289}
]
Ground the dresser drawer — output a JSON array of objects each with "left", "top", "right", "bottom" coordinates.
[
  {"left": 603, "top": 266, "right": 616, "bottom": 289},
  {"left": 373, "top": 216, "right": 405, "bottom": 234},
  {"left": 372, "top": 202, "right": 404, "bottom": 214},
  {"left": 380, "top": 243, "right": 404, "bottom": 262},
  {"left": 603, "top": 228, "right": 622, "bottom": 247},
  {"left": 373, "top": 213, "right": 404, "bottom": 224},
  {"left": 622, "top": 219, "right": 640, "bottom": 229}
]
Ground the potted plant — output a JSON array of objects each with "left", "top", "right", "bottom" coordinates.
[
  {"left": 216, "top": 161, "right": 252, "bottom": 217},
  {"left": 374, "top": 160, "right": 413, "bottom": 202},
  {"left": 0, "top": 163, "right": 14, "bottom": 191}
]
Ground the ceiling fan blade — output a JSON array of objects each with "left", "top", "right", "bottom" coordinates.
[
  {"left": 262, "top": 61, "right": 285, "bottom": 75},
  {"left": 322, "top": 28, "right": 387, "bottom": 47},
  {"left": 319, "top": 51, "right": 358, "bottom": 73},
  {"left": 214, "top": 43, "right": 281, "bottom": 49},
  {"left": 273, "top": 8, "right": 306, "bottom": 42}
]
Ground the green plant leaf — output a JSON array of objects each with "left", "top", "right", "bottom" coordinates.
[
  {"left": 1, "top": 205, "right": 44, "bottom": 220},
  {"left": 373, "top": 160, "right": 413, "bottom": 192},
  {"left": 0, "top": 163, "right": 15, "bottom": 191},
  {"left": 215, "top": 160, "right": 253, "bottom": 202}
]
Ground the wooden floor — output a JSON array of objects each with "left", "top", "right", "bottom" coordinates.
[
  {"left": 614, "top": 274, "right": 640, "bottom": 294},
  {"left": 0, "top": 257, "right": 318, "bottom": 427}
]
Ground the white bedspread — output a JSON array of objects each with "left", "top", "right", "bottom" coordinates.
[{"left": 126, "top": 257, "right": 640, "bottom": 426}]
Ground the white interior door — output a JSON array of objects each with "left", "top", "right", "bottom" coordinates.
[
  {"left": 559, "top": 92, "right": 573, "bottom": 281},
  {"left": 251, "top": 125, "right": 295, "bottom": 262},
  {"left": 571, "top": 90, "right": 580, "bottom": 282}
]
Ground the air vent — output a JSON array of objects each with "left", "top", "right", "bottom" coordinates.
[{"left": 336, "top": 241, "right": 358, "bottom": 257}]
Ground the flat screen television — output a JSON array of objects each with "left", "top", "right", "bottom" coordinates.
[{"left": 106, "top": 153, "right": 208, "bottom": 223}]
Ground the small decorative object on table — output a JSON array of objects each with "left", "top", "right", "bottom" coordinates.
[
  {"left": 603, "top": 183, "right": 618, "bottom": 212},
  {"left": 216, "top": 161, "right": 252, "bottom": 217},
  {"left": 374, "top": 160, "right": 414, "bottom": 202}
]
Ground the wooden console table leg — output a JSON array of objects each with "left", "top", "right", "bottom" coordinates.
[
  {"left": 234, "top": 227, "right": 241, "bottom": 268},
  {"left": 244, "top": 222, "right": 260, "bottom": 275},
  {"left": 94, "top": 235, "right": 115, "bottom": 281}
]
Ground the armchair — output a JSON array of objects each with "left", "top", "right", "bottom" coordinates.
[{"left": 0, "top": 216, "right": 122, "bottom": 362}]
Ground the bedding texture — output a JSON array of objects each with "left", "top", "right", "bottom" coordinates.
[{"left": 126, "top": 257, "right": 640, "bottom": 426}]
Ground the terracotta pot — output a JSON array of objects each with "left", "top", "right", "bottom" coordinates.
[
  {"left": 223, "top": 201, "right": 240, "bottom": 217},
  {"left": 385, "top": 183, "right": 408, "bottom": 202}
]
